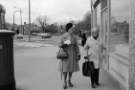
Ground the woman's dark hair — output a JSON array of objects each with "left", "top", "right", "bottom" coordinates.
[{"left": 66, "top": 23, "right": 73, "bottom": 32}]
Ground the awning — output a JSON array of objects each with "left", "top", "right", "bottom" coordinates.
[{"left": 93, "top": 0, "right": 101, "bottom": 8}]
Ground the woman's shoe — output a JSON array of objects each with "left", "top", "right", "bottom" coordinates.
[
  {"left": 63, "top": 85, "right": 67, "bottom": 89},
  {"left": 91, "top": 84, "right": 96, "bottom": 88},
  {"left": 95, "top": 82, "right": 100, "bottom": 86},
  {"left": 63, "top": 82, "right": 68, "bottom": 89},
  {"left": 68, "top": 81, "right": 74, "bottom": 87}
]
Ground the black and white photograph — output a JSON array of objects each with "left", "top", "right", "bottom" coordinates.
[{"left": 0, "top": 0, "right": 134, "bottom": 90}]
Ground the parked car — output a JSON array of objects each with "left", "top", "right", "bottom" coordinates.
[
  {"left": 37, "top": 33, "right": 51, "bottom": 39},
  {"left": 16, "top": 34, "right": 23, "bottom": 39}
]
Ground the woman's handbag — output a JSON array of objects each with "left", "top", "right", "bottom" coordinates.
[
  {"left": 57, "top": 48, "right": 68, "bottom": 59},
  {"left": 82, "top": 49, "right": 95, "bottom": 77},
  {"left": 82, "top": 59, "right": 95, "bottom": 77}
]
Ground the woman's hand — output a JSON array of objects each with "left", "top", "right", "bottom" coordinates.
[
  {"left": 60, "top": 44, "right": 68, "bottom": 48},
  {"left": 76, "top": 54, "right": 81, "bottom": 61},
  {"left": 85, "top": 45, "right": 90, "bottom": 50},
  {"left": 84, "top": 55, "right": 88, "bottom": 60}
]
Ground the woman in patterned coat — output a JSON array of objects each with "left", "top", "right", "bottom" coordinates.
[{"left": 59, "top": 23, "right": 80, "bottom": 89}]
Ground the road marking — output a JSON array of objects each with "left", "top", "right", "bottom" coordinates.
[{"left": 14, "top": 42, "right": 55, "bottom": 48}]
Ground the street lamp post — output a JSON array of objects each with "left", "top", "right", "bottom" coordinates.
[
  {"left": 13, "top": 10, "right": 19, "bottom": 31},
  {"left": 13, "top": 11, "right": 16, "bottom": 30},
  {"left": 13, "top": 7, "right": 23, "bottom": 34},
  {"left": 28, "top": 0, "right": 31, "bottom": 41},
  {"left": 19, "top": 9, "right": 23, "bottom": 34}
]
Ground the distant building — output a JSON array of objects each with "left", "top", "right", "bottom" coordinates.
[
  {"left": 111, "top": 21, "right": 129, "bottom": 34},
  {"left": 111, "top": 21, "right": 129, "bottom": 42}
]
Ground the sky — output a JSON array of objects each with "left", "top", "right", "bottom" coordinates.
[{"left": 0, "top": 0, "right": 129, "bottom": 25}]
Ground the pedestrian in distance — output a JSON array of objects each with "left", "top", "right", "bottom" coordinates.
[
  {"left": 58, "top": 22, "right": 81, "bottom": 89},
  {"left": 80, "top": 31, "right": 87, "bottom": 47}
]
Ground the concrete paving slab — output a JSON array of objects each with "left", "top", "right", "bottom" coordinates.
[{"left": 14, "top": 46, "right": 120, "bottom": 90}]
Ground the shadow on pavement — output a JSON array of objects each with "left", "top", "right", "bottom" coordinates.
[{"left": 16, "top": 87, "right": 26, "bottom": 90}]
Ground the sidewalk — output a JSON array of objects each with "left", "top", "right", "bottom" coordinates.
[{"left": 14, "top": 45, "right": 120, "bottom": 90}]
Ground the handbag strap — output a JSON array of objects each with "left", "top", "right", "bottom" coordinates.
[
  {"left": 60, "top": 47, "right": 66, "bottom": 51},
  {"left": 61, "top": 60, "right": 63, "bottom": 80},
  {"left": 85, "top": 49, "right": 91, "bottom": 61}
]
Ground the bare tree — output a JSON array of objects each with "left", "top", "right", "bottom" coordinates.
[
  {"left": 35, "top": 15, "right": 48, "bottom": 33},
  {"left": 75, "top": 11, "right": 91, "bottom": 32}
]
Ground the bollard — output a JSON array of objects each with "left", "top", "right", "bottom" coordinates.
[{"left": 0, "top": 30, "right": 16, "bottom": 90}]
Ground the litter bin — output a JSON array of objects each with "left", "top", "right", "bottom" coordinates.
[{"left": 0, "top": 30, "right": 16, "bottom": 90}]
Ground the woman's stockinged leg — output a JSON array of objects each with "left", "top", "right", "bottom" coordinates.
[
  {"left": 68, "top": 72, "right": 74, "bottom": 87},
  {"left": 68, "top": 72, "right": 72, "bottom": 81},
  {"left": 63, "top": 72, "right": 67, "bottom": 82},
  {"left": 63, "top": 72, "right": 68, "bottom": 89}
]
